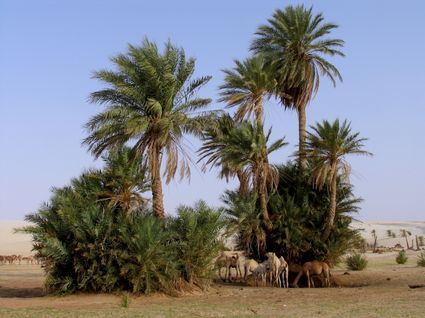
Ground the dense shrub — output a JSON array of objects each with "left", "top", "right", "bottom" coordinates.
[
  {"left": 21, "top": 151, "right": 225, "bottom": 295},
  {"left": 345, "top": 253, "right": 368, "bottom": 271},
  {"left": 396, "top": 250, "right": 408, "bottom": 264},
  {"left": 224, "top": 162, "right": 363, "bottom": 264}
]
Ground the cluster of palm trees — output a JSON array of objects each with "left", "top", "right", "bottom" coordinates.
[{"left": 84, "top": 5, "right": 370, "bottom": 242}]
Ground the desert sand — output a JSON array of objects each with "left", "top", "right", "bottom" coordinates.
[
  {"left": 1, "top": 220, "right": 425, "bottom": 256},
  {"left": 0, "top": 221, "right": 34, "bottom": 256}
]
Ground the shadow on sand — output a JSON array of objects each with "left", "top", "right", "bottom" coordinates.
[{"left": 0, "top": 287, "right": 45, "bottom": 298}]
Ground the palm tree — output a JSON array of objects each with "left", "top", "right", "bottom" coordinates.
[
  {"left": 84, "top": 39, "right": 213, "bottom": 218},
  {"left": 199, "top": 120, "right": 287, "bottom": 224},
  {"left": 217, "top": 55, "right": 279, "bottom": 215},
  {"left": 251, "top": 5, "right": 344, "bottom": 169},
  {"left": 219, "top": 55, "right": 276, "bottom": 128},
  {"left": 97, "top": 147, "right": 150, "bottom": 213},
  {"left": 199, "top": 114, "right": 250, "bottom": 195},
  {"left": 400, "top": 229, "right": 412, "bottom": 249},
  {"left": 304, "top": 119, "right": 371, "bottom": 240}
]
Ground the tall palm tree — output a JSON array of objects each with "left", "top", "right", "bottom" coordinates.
[
  {"left": 251, "top": 5, "right": 344, "bottom": 169},
  {"left": 219, "top": 55, "right": 276, "bottom": 128},
  {"left": 218, "top": 55, "right": 277, "bottom": 205},
  {"left": 304, "top": 119, "right": 371, "bottom": 240},
  {"left": 199, "top": 120, "right": 287, "bottom": 224},
  {"left": 84, "top": 38, "right": 212, "bottom": 218}
]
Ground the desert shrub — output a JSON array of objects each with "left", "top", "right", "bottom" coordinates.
[
  {"left": 20, "top": 150, "right": 226, "bottom": 295},
  {"left": 224, "top": 162, "right": 363, "bottom": 264},
  {"left": 169, "top": 201, "right": 226, "bottom": 287},
  {"left": 417, "top": 251, "right": 425, "bottom": 267},
  {"left": 345, "top": 253, "right": 368, "bottom": 271},
  {"left": 396, "top": 250, "right": 408, "bottom": 264},
  {"left": 120, "top": 293, "right": 130, "bottom": 308}
]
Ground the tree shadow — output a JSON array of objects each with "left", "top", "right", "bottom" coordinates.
[{"left": 0, "top": 287, "right": 45, "bottom": 298}]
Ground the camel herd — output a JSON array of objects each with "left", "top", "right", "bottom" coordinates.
[
  {"left": 215, "top": 251, "right": 330, "bottom": 288},
  {"left": 0, "top": 254, "right": 40, "bottom": 265}
]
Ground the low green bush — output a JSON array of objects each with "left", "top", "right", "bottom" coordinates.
[
  {"left": 395, "top": 250, "right": 408, "bottom": 264},
  {"left": 19, "top": 154, "right": 226, "bottom": 295},
  {"left": 345, "top": 253, "right": 368, "bottom": 271}
]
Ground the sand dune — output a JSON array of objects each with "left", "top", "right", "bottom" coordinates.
[
  {"left": 0, "top": 221, "right": 34, "bottom": 256},
  {"left": 351, "top": 220, "right": 425, "bottom": 248},
  {"left": 1, "top": 220, "right": 424, "bottom": 255}
]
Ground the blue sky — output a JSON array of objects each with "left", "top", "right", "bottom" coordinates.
[{"left": 1, "top": 0, "right": 424, "bottom": 220}]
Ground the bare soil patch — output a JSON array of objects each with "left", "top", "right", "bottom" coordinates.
[{"left": 1, "top": 251, "right": 425, "bottom": 317}]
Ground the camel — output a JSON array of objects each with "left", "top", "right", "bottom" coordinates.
[
  {"left": 266, "top": 252, "right": 281, "bottom": 287},
  {"left": 243, "top": 258, "right": 259, "bottom": 281},
  {"left": 215, "top": 251, "right": 243, "bottom": 282},
  {"left": 253, "top": 261, "right": 268, "bottom": 286},
  {"left": 278, "top": 256, "right": 289, "bottom": 288},
  {"left": 302, "top": 260, "right": 331, "bottom": 288}
]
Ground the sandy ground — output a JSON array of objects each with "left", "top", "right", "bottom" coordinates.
[
  {"left": 1, "top": 220, "right": 425, "bottom": 317},
  {"left": 0, "top": 250, "right": 425, "bottom": 317}
]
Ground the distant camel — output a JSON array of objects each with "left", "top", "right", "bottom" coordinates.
[{"left": 302, "top": 260, "right": 330, "bottom": 288}]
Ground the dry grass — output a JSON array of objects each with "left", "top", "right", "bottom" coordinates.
[{"left": 1, "top": 251, "right": 425, "bottom": 317}]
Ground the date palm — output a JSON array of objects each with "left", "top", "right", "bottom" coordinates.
[
  {"left": 305, "top": 119, "right": 372, "bottom": 240},
  {"left": 199, "top": 120, "right": 287, "bottom": 224},
  {"left": 97, "top": 147, "right": 150, "bottom": 213},
  {"left": 219, "top": 55, "right": 276, "bottom": 128},
  {"left": 251, "top": 5, "right": 344, "bottom": 169},
  {"left": 199, "top": 114, "right": 249, "bottom": 195},
  {"left": 84, "top": 39, "right": 212, "bottom": 218}
]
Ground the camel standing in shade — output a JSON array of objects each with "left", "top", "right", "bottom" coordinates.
[{"left": 302, "top": 260, "right": 331, "bottom": 288}]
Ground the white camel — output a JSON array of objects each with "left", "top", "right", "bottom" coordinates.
[{"left": 266, "top": 252, "right": 280, "bottom": 287}]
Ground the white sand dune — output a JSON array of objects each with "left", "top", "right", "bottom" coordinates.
[
  {"left": 1, "top": 220, "right": 424, "bottom": 255},
  {"left": 351, "top": 220, "right": 425, "bottom": 248},
  {"left": 0, "top": 221, "right": 34, "bottom": 255}
]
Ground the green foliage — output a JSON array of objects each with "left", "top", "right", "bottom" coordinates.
[
  {"left": 345, "top": 253, "right": 368, "bottom": 271},
  {"left": 251, "top": 4, "right": 344, "bottom": 109},
  {"left": 417, "top": 251, "right": 425, "bottom": 267},
  {"left": 120, "top": 293, "right": 130, "bottom": 308},
  {"left": 396, "top": 250, "right": 408, "bottom": 264},
  {"left": 169, "top": 201, "right": 226, "bottom": 287},
  {"left": 21, "top": 152, "right": 225, "bottom": 295},
  {"left": 223, "top": 162, "right": 362, "bottom": 264},
  {"left": 83, "top": 38, "right": 214, "bottom": 217},
  {"left": 222, "top": 190, "right": 266, "bottom": 257}
]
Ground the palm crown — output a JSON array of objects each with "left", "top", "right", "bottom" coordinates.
[
  {"left": 219, "top": 55, "right": 276, "bottom": 126},
  {"left": 305, "top": 119, "right": 371, "bottom": 239},
  {"left": 84, "top": 38, "right": 213, "bottom": 217},
  {"left": 251, "top": 5, "right": 344, "bottom": 168}
]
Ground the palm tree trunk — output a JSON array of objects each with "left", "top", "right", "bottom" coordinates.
[
  {"left": 257, "top": 170, "right": 271, "bottom": 229},
  {"left": 297, "top": 105, "right": 307, "bottom": 170},
  {"left": 150, "top": 147, "right": 165, "bottom": 218},
  {"left": 322, "top": 169, "right": 337, "bottom": 240},
  {"left": 405, "top": 235, "right": 410, "bottom": 249},
  {"left": 236, "top": 170, "right": 249, "bottom": 196}
]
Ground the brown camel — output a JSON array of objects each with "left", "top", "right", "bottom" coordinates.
[{"left": 292, "top": 260, "right": 331, "bottom": 288}]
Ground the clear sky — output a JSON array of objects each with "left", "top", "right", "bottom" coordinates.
[{"left": 1, "top": 0, "right": 424, "bottom": 221}]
